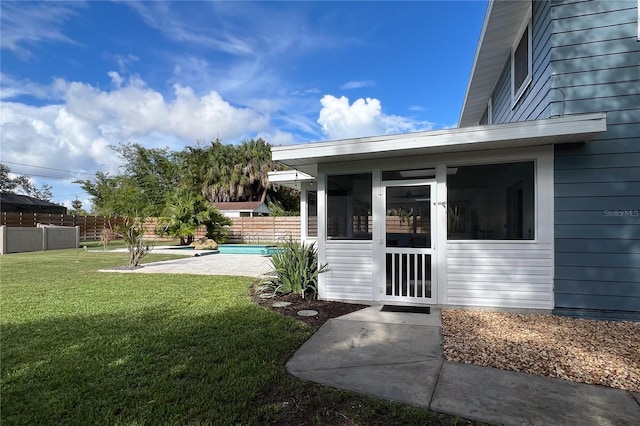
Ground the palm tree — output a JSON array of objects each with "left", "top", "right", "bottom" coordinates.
[{"left": 159, "top": 189, "right": 231, "bottom": 245}]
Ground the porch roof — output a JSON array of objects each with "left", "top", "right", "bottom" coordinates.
[
  {"left": 268, "top": 170, "right": 315, "bottom": 190},
  {"left": 271, "top": 113, "right": 607, "bottom": 177}
]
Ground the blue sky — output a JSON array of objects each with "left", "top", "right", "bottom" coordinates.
[{"left": 1, "top": 0, "right": 487, "bottom": 209}]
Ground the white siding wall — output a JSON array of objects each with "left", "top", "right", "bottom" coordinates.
[
  {"left": 444, "top": 151, "right": 555, "bottom": 310},
  {"left": 324, "top": 241, "right": 374, "bottom": 301},
  {"left": 446, "top": 242, "right": 553, "bottom": 309}
]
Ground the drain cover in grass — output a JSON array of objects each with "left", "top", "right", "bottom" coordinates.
[
  {"left": 297, "top": 310, "right": 318, "bottom": 317},
  {"left": 272, "top": 301, "right": 292, "bottom": 308}
]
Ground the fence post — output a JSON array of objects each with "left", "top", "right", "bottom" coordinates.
[{"left": 0, "top": 225, "right": 6, "bottom": 255}]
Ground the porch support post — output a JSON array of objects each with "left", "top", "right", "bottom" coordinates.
[
  {"left": 436, "top": 164, "right": 448, "bottom": 305},
  {"left": 317, "top": 173, "right": 327, "bottom": 299},
  {"left": 300, "top": 188, "right": 308, "bottom": 243},
  {"left": 371, "top": 169, "right": 383, "bottom": 302}
]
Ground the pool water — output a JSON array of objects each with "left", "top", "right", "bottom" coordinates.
[
  {"left": 166, "top": 244, "right": 279, "bottom": 255},
  {"left": 218, "top": 244, "right": 276, "bottom": 255}
]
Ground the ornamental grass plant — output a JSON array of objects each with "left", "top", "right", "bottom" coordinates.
[{"left": 260, "top": 236, "right": 328, "bottom": 299}]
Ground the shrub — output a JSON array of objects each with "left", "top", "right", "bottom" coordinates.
[{"left": 260, "top": 237, "right": 328, "bottom": 299}]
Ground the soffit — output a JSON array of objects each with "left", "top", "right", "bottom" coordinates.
[{"left": 458, "top": 0, "right": 531, "bottom": 127}]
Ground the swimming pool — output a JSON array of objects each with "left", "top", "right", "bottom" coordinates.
[
  {"left": 165, "top": 244, "right": 279, "bottom": 256},
  {"left": 218, "top": 244, "right": 277, "bottom": 255}
]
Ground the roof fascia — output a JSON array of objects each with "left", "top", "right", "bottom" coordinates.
[{"left": 272, "top": 113, "right": 606, "bottom": 167}]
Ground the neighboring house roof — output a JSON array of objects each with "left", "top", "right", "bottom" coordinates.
[
  {"left": 212, "top": 201, "right": 270, "bottom": 214},
  {"left": 271, "top": 114, "right": 606, "bottom": 177},
  {"left": 0, "top": 192, "right": 67, "bottom": 214},
  {"left": 458, "top": 0, "right": 531, "bottom": 127}
]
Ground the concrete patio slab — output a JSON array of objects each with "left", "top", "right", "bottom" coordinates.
[
  {"left": 287, "top": 308, "right": 443, "bottom": 408},
  {"left": 99, "top": 253, "right": 273, "bottom": 277}
]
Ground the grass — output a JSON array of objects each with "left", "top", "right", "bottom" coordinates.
[{"left": 1, "top": 248, "right": 470, "bottom": 425}]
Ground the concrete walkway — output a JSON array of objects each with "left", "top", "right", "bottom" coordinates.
[{"left": 287, "top": 305, "right": 640, "bottom": 425}]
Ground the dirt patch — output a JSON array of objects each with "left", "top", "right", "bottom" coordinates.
[
  {"left": 442, "top": 309, "right": 640, "bottom": 392},
  {"left": 251, "top": 289, "right": 368, "bottom": 330}
]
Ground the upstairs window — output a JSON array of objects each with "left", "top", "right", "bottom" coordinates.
[
  {"left": 480, "top": 97, "right": 493, "bottom": 125},
  {"left": 512, "top": 12, "right": 532, "bottom": 105}
]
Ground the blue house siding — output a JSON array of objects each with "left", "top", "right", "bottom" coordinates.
[
  {"left": 476, "top": 0, "right": 639, "bottom": 320},
  {"left": 550, "top": 0, "right": 640, "bottom": 321}
]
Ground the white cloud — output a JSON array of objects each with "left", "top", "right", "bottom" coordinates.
[
  {"left": 126, "top": 2, "right": 254, "bottom": 56},
  {"left": 340, "top": 80, "right": 376, "bottom": 90},
  {"left": 0, "top": 2, "right": 81, "bottom": 59},
  {"left": 317, "top": 95, "right": 434, "bottom": 140},
  {"left": 0, "top": 73, "right": 60, "bottom": 101},
  {"left": 0, "top": 74, "right": 297, "bottom": 189}
]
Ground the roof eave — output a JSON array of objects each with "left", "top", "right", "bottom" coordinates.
[
  {"left": 458, "top": 0, "right": 532, "bottom": 127},
  {"left": 272, "top": 113, "right": 607, "bottom": 168}
]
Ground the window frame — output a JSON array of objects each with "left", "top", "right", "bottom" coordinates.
[{"left": 511, "top": 6, "right": 533, "bottom": 107}]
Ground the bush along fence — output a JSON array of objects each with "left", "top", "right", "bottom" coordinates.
[{"left": 1, "top": 212, "right": 301, "bottom": 244}]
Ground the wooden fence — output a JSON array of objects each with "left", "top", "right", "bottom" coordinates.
[{"left": 1, "top": 212, "right": 300, "bottom": 243}]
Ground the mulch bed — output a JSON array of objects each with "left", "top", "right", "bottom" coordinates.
[{"left": 251, "top": 287, "right": 368, "bottom": 330}]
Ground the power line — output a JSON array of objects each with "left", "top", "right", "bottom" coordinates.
[
  {"left": 1, "top": 161, "right": 95, "bottom": 176},
  {"left": 3, "top": 171, "right": 82, "bottom": 181}
]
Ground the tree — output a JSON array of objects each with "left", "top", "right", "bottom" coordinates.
[
  {"left": 75, "top": 172, "right": 153, "bottom": 268},
  {"left": 117, "top": 216, "right": 152, "bottom": 268},
  {"left": 112, "top": 144, "right": 179, "bottom": 216},
  {"left": 200, "top": 139, "right": 276, "bottom": 203},
  {"left": 0, "top": 164, "right": 54, "bottom": 201},
  {"left": 76, "top": 172, "right": 148, "bottom": 217},
  {"left": 158, "top": 189, "right": 231, "bottom": 245},
  {"left": 68, "top": 199, "right": 88, "bottom": 216}
]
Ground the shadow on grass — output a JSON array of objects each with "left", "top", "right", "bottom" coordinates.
[{"left": 1, "top": 304, "right": 310, "bottom": 425}]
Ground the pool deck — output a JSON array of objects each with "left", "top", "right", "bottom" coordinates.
[{"left": 101, "top": 248, "right": 273, "bottom": 277}]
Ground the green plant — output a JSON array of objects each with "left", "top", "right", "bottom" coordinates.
[
  {"left": 115, "top": 216, "right": 153, "bottom": 268},
  {"left": 260, "top": 236, "right": 328, "bottom": 299},
  {"left": 158, "top": 189, "right": 231, "bottom": 245}
]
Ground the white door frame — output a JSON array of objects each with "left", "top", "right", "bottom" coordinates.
[{"left": 380, "top": 179, "right": 437, "bottom": 304}]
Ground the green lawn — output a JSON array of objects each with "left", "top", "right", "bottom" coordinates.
[{"left": 1, "top": 249, "right": 468, "bottom": 425}]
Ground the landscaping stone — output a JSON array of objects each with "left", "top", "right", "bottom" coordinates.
[
  {"left": 297, "top": 310, "right": 318, "bottom": 317},
  {"left": 190, "top": 237, "right": 218, "bottom": 250},
  {"left": 272, "top": 301, "right": 292, "bottom": 308}
]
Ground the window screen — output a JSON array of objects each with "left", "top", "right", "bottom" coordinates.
[
  {"left": 327, "top": 173, "right": 372, "bottom": 240},
  {"left": 447, "top": 162, "right": 535, "bottom": 240}
]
